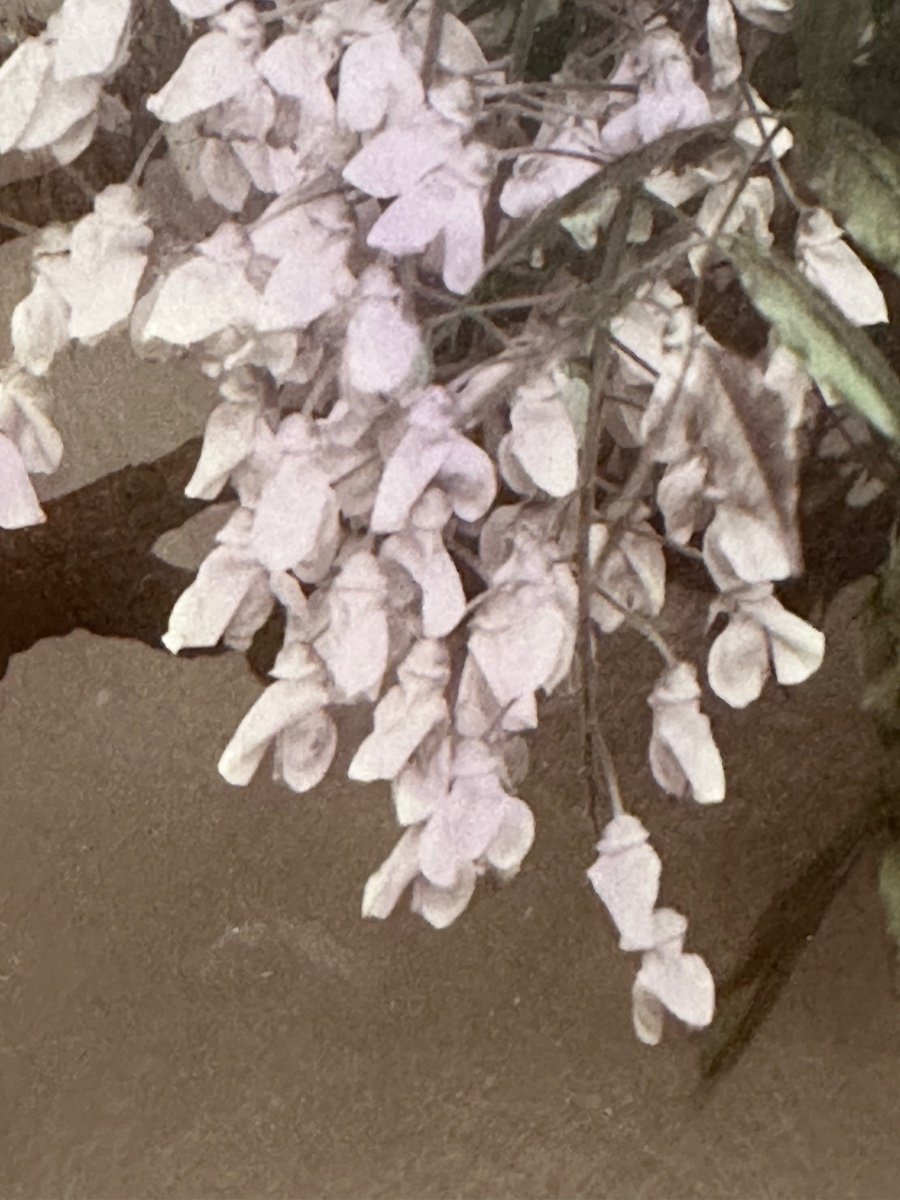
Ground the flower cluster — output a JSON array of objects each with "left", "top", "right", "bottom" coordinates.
[{"left": 1, "top": 0, "right": 883, "bottom": 1043}]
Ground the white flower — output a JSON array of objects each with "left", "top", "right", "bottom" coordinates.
[
  {"left": 647, "top": 663, "right": 725, "bottom": 804},
  {"left": 380, "top": 488, "right": 466, "bottom": 639},
  {"left": 587, "top": 814, "right": 661, "bottom": 951},
  {"left": 371, "top": 387, "right": 496, "bottom": 533},
  {"left": 343, "top": 265, "right": 425, "bottom": 396},
  {"left": 597, "top": 28, "right": 712, "bottom": 160},
  {"left": 348, "top": 639, "right": 450, "bottom": 781},
  {"left": 499, "top": 370, "right": 579, "bottom": 498},
  {"left": 218, "top": 644, "right": 337, "bottom": 793},
  {"left": 162, "top": 542, "right": 273, "bottom": 655},
  {"left": 632, "top": 908, "right": 715, "bottom": 1044},
  {"left": 589, "top": 520, "right": 666, "bottom": 633},
  {"left": 314, "top": 552, "right": 389, "bottom": 703},
  {"left": 707, "top": 582, "right": 825, "bottom": 708}
]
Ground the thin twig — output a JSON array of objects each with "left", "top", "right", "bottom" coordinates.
[
  {"left": 577, "top": 189, "right": 635, "bottom": 832},
  {"left": 0, "top": 211, "right": 37, "bottom": 237},
  {"left": 128, "top": 126, "right": 164, "bottom": 188},
  {"left": 420, "top": 0, "right": 445, "bottom": 92},
  {"left": 509, "top": 0, "right": 541, "bottom": 83}
]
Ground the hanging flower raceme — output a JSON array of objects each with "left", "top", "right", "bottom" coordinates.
[
  {"left": 342, "top": 264, "right": 426, "bottom": 396},
  {"left": 587, "top": 814, "right": 715, "bottom": 1042},
  {"left": 362, "top": 736, "right": 535, "bottom": 928}
]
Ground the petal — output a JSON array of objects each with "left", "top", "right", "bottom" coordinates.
[
  {"left": 648, "top": 672, "right": 724, "bottom": 801},
  {"left": 798, "top": 214, "right": 888, "bottom": 326},
  {"left": 506, "top": 394, "right": 579, "bottom": 498},
  {"left": 199, "top": 138, "right": 252, "bottom": 212},
  {"left": 162, "top": 544, "right": 266, "bottom": 654},
  {"left": 251, "top": 457, "right": 337, "bottom": 572},
  {"left": 147, "top": 31, "right": 258, "bottom": 123},
  {"left": 144, "top": 257, "right": 260, "bottom": 345},
  {"left": 275, "top": 709, "right": 337, "bottom": 793},
  {"left": 218, "top": 676, "right": 330, "bottom": 786},
  {"left": 484, "top": 796, "right": 535, "bottom": 875},
  {"left": 50, "top": 0, "right": 131, "bottom": 82},
  {"left": 707, "top": 0, "right": 741, "bottom": 89},
  {"left": 707, "top": 614, "right": 769, "bottom": 708},
  {"left": 361, "top": 827, "right": 423, "bottom": 919},
  {"left": 637, "top": 947, "right": 715, "bottom": 1030},
  {"left": 345, "top": 297, "right": 424, "bottom": 396},
  {"left": 436, "top": 433, "right": 496, "bottom": 523},
  {"left": 186, "top": 401, "right": 259, "bottom": 500},
  {"left": 16, "top": 73, "right": 101, "bottom": 152},
  {"left": 343, "top": 117, "right": 457, "bottom": 197},
  {"left": 0, "top": 433, "right": 45, "bottom": 528},
  {"left": 411, "top": 865, "right": 477, "bottom": 929},
  {"left": 381, "top": 530, "right": 466, "bottom": 639},
  {"left": 748, "top": 595, "right": 825, "bottom": 687},
  {"left": 0, "top": 40, "right": 50, "bottom": 153},
  {"left": 336, "top": 30, "right": 423, "bottom": 132},
  {"left": 11, "top": 276, "right": 70, "bottom": 376},
  {"left": 348, "top": 686, "right": 448, "bottom": 782}
]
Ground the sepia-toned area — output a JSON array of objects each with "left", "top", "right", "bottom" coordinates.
[{"left": 0, "top": 581, "right": 897, "bottom": 1198}]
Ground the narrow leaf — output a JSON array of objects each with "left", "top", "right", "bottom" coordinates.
[{"left": 725, "top": 234, "right": 900, "bottom": 441}]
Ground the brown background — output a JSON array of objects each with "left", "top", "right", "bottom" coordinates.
[{"left": 0, "top": 207, "right": 899, "bottom": 1199}]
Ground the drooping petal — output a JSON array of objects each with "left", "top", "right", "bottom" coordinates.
[
  {"left": 501, "top": 393, "right": 578, "bottom": 498},
  {"left": 162, "top": 544, "right": 267, "bottom": 654},
  {"left": 411, "top": 864, "right": 477, "bottom": 929},
  {"left": 186, "top": 401, "right": 259, "bottom": 500},
  {"left": 147, "top": 31, "right": 258, "bottom": 123},
  {"left": 362, "top": 827, "right": 423, "bottom": 919},
  {"left": 218, "top": 672, "right": 330, "bottom": 786},
  {"left": 796, "top": 207, "right": 888, "bottom": 326},
  {"left": 746, "top": 594, "right": 825, "bottom": 686},
  {"left": 707, "top": 613, "right": 769, "bottom": 708},
  {"left": 0, "top": 433, "right": 45, "bottom": 528},
  {"left": 647, "top": 662, "right": 725, "bottom": 804},
  {"left": 49, "top": 0, "right": 131, "bottom": 82},
  {"left": 11, "top": 276, "right": 70, "bottom": 376},
  {"left": 275, "top": 709, "right": 337, "bottom": 793}
]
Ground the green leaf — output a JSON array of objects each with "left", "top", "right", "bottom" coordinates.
[
  {"left": 878, "top": 841, "right": 900, "bottom": 948},
  {"left": 724, "top": 234, "right": 900, "bottom": 441},
  {"left": 793, "top": 0, "right": 871, "bottom": 100},
  {"left": 791, "top": 104, "right": 900, "bottom": 277}
]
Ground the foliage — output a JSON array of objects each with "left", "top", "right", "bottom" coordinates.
[{"left": 1, "top": 0, "right": 899, "bottom": 1045}]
